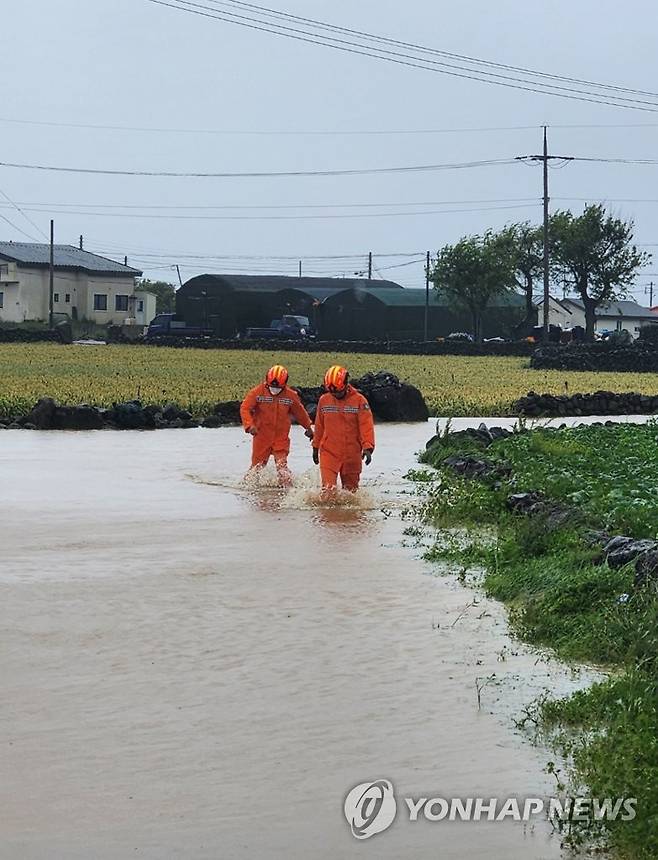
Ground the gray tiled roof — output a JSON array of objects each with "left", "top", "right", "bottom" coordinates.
[
  {"left": 0, "top": 242, "right": 141, "bottom": 276},
  {"left": 563, "top": 298, "right": 657, "bottom": 319}
]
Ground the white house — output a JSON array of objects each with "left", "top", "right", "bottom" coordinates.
[
  {"left": 0, "top": 241, "right": 156, "bottom": 326},
  {"left": 535, "top": 296, "right": 575, "bottom": 329},
  {"left": 538, "top": 295, "right": 658, "bottom": 338}
]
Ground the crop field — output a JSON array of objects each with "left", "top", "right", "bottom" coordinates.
[{"left": 4, "top": 342, "right": 658, "bottom": 417}]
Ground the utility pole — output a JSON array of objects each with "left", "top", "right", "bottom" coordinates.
[
  {"left": 424, "top": 250, "right": 430, "bottom": 341},
  {"left": 124, "top": 255, "right": 128, "bottom": 267},
  {"left": 49, "top": 219, "right": 54, "bottom": 329},
  {"left": 542, "top": 126, "right": 550, "bottom": 341},
  {"left": 298, "top": 260, "right": 302, "bottom": 278},
  {"left": 79, "top": 234, "right": 83, "bottom": 250},
  {"left": 175, "top": 265, "right": 183, "bottom": 288},
  {"left": 650, "top": 281, "right": 654, "bottom": 307},
  {"left": 516, "top": 128, "right": 573, "bottom": 342},
  {"left": 368, "top": 251, "right": 372, "bottom": 280}
]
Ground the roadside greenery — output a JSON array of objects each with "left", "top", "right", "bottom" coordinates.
[
  {"left": 430, "top": 206, "right": 651, "bottom": 343},
  {"left": 136, "top": 278, "right": 177, "bottom": 314},
  {"left": 430, "top": 229, "right": 518, "bottom": 343},
  {"left": 550, "top": 205, "right": 650, "bottom": 341},
  {"left": 419, "top": 423, "right": 658, "bottom": 858}
]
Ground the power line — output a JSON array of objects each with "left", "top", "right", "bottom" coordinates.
[
  {"left": 0, "top": 157, "right": 515, "bottom": 179},
  {"left": 146, "top": 0, "right": 658, "bottom": 112},
  {"left": 5, "top": 151, "right": 658, "bottom": 181},
  {"left": 4, "top": 113, "right": 658, "bottom": 135},
  {"left": 9, "top": 195, "right": 658, "bottom": 212},
  {"left": 0, "top": 186, "right": 48, "bottom": 241},
  {"left": 213, "top": 0, "right": 658, "bottom": 101},
  {"left": 86, "top": 242, "right": 426, "bottom": 260},
  {"left": 0, "top": 212, "right": 42, "bottom": 242},
  {"left": 162, "top": 0, "right": 658, "bottom": 109},
  {"left": 0, "top": 116, "right": 542, "bottom": 136},
  {"left": 571, "top": 156, "right": 658, "bottom": 165},
  {"left": 0, "top": 195, "right": 539, "bottom": 211},
  {"left": 375, "top": 258, "right": 426, "bottom": 271},
  {"left": 2, "top": 202, "right": 538, "bottom": 221},
  {"left": 549, "top": 122, "right": 658, "bottom": 129}
]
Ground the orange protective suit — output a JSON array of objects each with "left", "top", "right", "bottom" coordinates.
[
  {"left": 312, "top": 384, "right": 375, "bottom": 491},
  {"left": 240, "top": 383, "right": 313, "bottom": 479}
]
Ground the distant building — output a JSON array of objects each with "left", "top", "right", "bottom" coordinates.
[
  {"left": 133, "top": 290, "right": 157, "bottom": 328},
  {"left": 319, "top": 286, "right": 528, "bottom": 340},
  {"left": 535, "top": 296, "right": 576, "bottom": 330},
  {"left": 176, "top": 274, "right": 403, "bottom": 338},
  {"left": 540, "top": 295, "right": 658, "bottom": 338},
  {"left": 0, "top": 242, "right": 153, "bottom": 326},
  {"left": 176, "top": 273, "right": 528, "bottom": 340}
]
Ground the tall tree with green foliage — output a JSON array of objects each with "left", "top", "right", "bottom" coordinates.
[
  {"left": 550, "top": 205, "right": 650, "bottom": 340},
  {"left": 137, "top": 279, "right": 177, "bottom": 314},
  {"left": 506, "top": 222, "right": 543, "bottom": 324},
  {"left": 430, "top": 230, "right": 518, "bottom": 342}
]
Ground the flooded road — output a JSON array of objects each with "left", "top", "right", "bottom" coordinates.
[{"left": 1, "top": 423, "right": 594, "bottom": 860}]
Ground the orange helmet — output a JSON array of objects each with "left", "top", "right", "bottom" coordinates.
[
  {"left": 265, "top": 364, "right": 289, "bottom": 386},
  {"left": 324, "top": 365, "right": 349, "bottom": 393}
]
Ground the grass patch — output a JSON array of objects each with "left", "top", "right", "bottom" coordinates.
[{"left": 418, "top": 423, "right": 658, "bottom": 857}]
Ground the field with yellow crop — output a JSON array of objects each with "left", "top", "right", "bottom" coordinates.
[{"left": 3, "top": 342, "right": 658, "bottom": 417}]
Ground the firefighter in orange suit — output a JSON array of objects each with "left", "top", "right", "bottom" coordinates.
[
  {"left": 312, "top": 365, "right": 375, "bottom": 494},
  {"left": 240, "top": 365, "right": 314, "bottom": 485}
]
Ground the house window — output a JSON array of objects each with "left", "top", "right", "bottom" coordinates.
[
  {"left": 0, "top": 291, "right": 3, "bottom": 309},
  {"left": 65, "top": 293, "right": 71, "bottom": 303},
  {"left": 94, "top": 294, "right": 108, "bottom": 311},
  {"left": 0, "top": 264, "right": 8, "bottom": 277},
  {"left": 115, "top": 295, "right": 130, "bottom": 312},
  {"left": 616, "top": 320, "right": 623, "bottom": 331},
  {"left": 137, "top": 300, "right": 144, "bottom": 312},
  {"left": 54, "top": 293, "right": 60, "bottom": 303}
]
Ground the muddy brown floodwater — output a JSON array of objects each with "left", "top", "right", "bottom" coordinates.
[{"left": 1, "top": 422, "right": 598, "bottom": 860}]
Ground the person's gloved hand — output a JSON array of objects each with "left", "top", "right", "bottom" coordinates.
[
  {"left": 247, "top": 426, "right": 257, "bottom": 436},
  {"left": 305, "top": 428, "right": 314, "bottom": 440},
  {"left": 362, "top": 448, "right": 373, "bottom": 466},
  {"left": 312, "top": 448, "right": 320, "bottom": 465}
]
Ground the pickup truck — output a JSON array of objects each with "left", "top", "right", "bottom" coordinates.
[
  {"left": 243, "top": 315, "right": 314, "bottom": 340},
  {"left": 145, "top": 314, "right": 213, "bottom": 339}
]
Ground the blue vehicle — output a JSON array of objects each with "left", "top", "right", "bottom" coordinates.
[{"left": 146, "top": 313, "right": 213, "bottom": 339}]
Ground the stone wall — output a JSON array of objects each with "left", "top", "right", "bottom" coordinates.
[
  {"left": 514, "top": 391, "right": 658, "bottom": 417},
  {"left": 531, "top": 342, "right": 658, "bottom": 372}
]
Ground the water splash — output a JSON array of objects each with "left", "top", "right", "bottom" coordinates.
[
  {"left": 279, "top": 468, "right": 378, "bottom": 511},
  {"left": 186, "top": 466, "right": 379, "bottom": 511}
]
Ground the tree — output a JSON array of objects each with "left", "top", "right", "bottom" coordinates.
[
  {"left": 136, "top": 279, "right": 177, "bottom": 314},
  {"left": 506, "top": 222, "right": 543, "bottom": 324},
  {"left": 430, "top": 230, "right": 518, "bottom": 342},
  {"left": 550, "top": 205, "right": 650, "bottom": 341}
]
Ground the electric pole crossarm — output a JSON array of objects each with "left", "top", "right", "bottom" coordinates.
[{"left": 515, "top": 156, "right": 575, "bottom": 162}]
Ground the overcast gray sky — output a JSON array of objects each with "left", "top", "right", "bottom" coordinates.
[{"left": 2, "top": 0, "right": 658, "bottom": 298}]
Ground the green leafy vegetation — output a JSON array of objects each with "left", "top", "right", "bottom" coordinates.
[
  {"left": 419, "top": 423, "right": 658, "bottom": 858},
  {"left": 136, "top": 278, "right": 177, "bottom": 313}
]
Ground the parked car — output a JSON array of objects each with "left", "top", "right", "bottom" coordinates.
[
  {"left": 243, "top": 315, "right": 314, "bottom": 340},
  {"left": 145, "top": 314, "right": 213, "bottom": 339}
]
